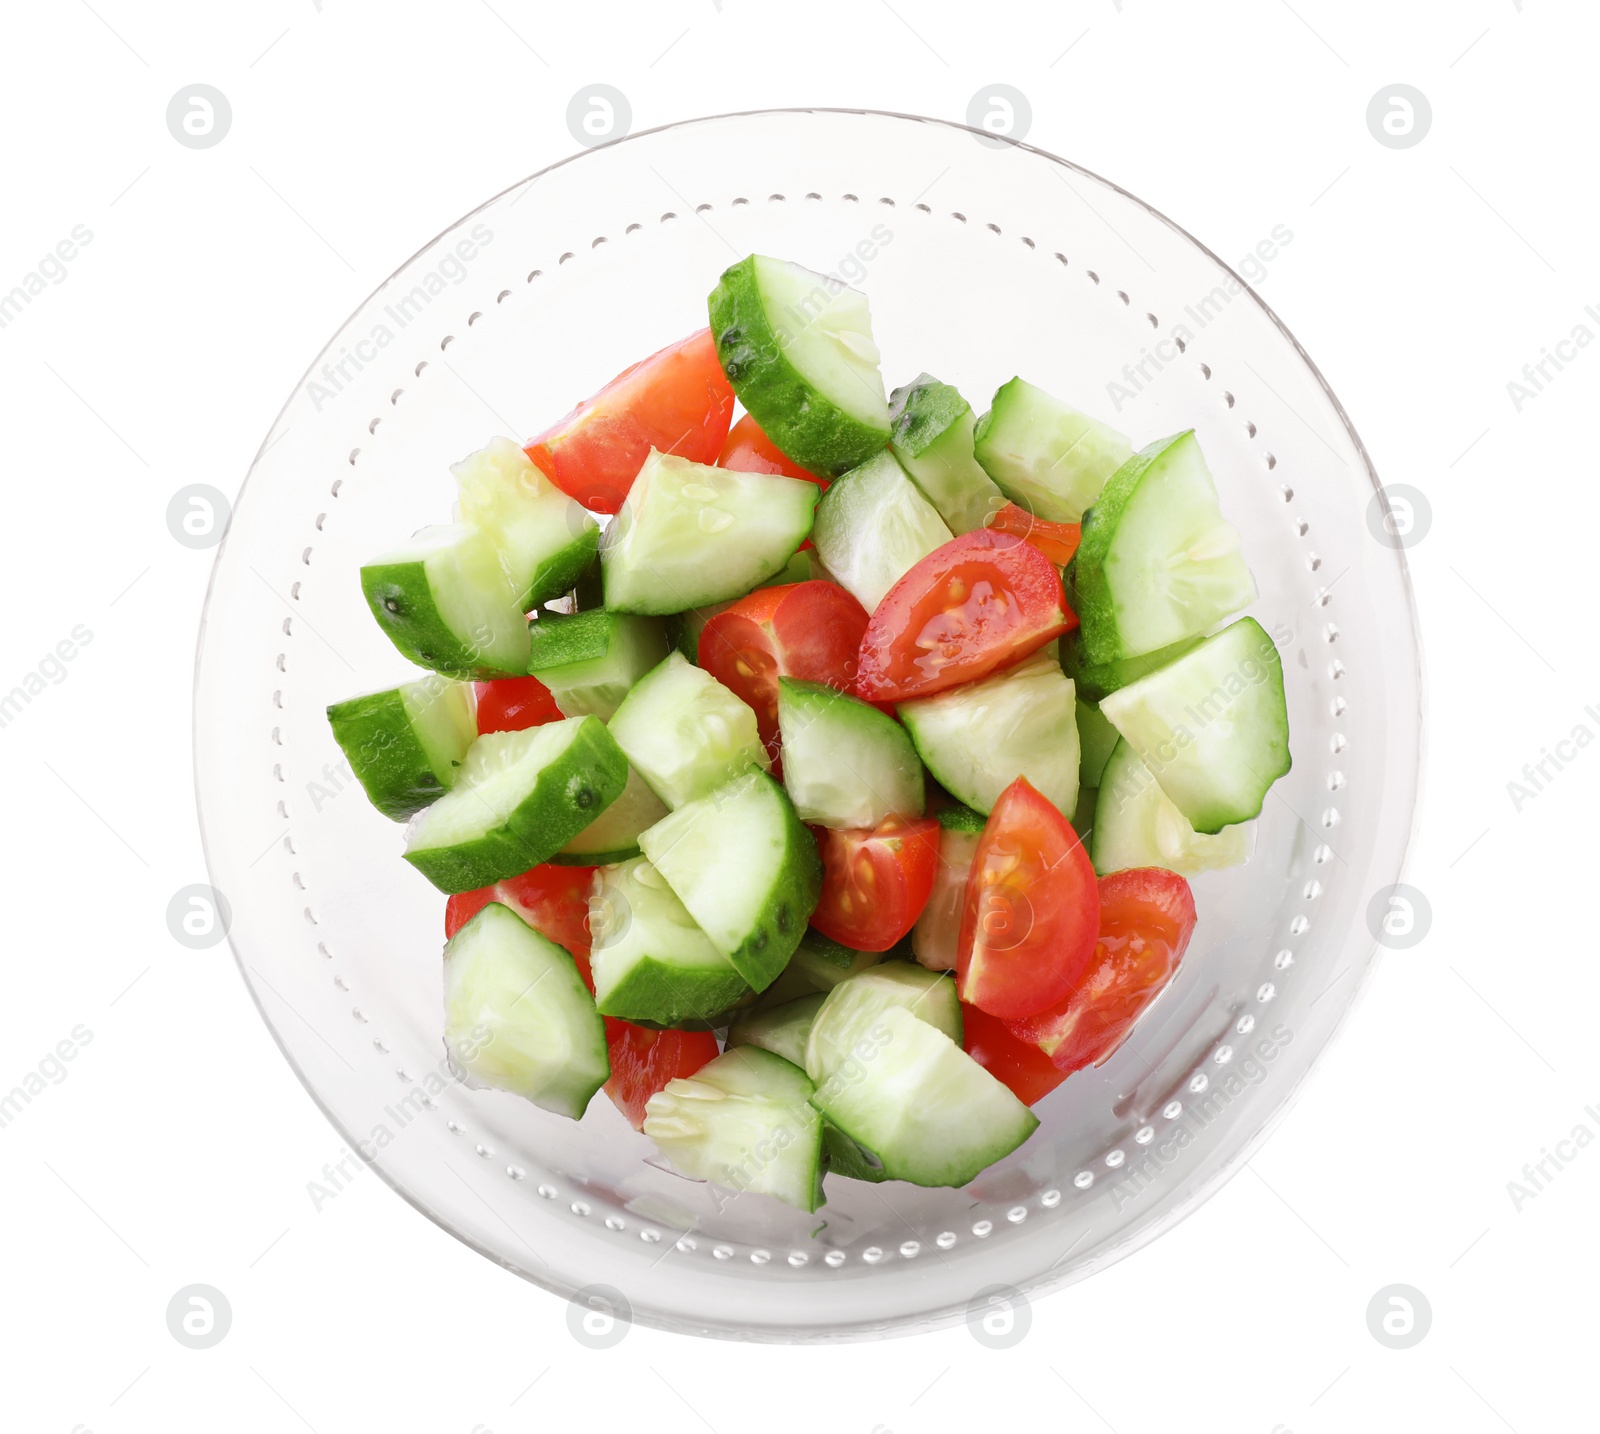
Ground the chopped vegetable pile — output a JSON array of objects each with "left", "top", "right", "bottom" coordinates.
[{"left": 326, "top": 253, "right": 1291, "bottom": 1211}]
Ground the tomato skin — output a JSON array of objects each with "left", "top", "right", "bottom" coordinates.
[
  {"left": 604, "top": 1022, "right": 720, "bottom": 1131},
  {"left": 956, "top": 777, "right": 1100, "bottom": 1020},
  {"left": 698, "top": 581, "right": 871, "bottom": 763},
  {"left": 1009, "top": 868, "right": 1196, "bottom": 1073},
  {"left": 854, "top": 530, "right": 1075, "bottom": 703},
  {"left": 718, "top": 413, "right": 826, "bottom": 486},
  {"left": 961, "top": 1002, "right": 1070, "bottom": 1106},
  {"left": 524, "top": 328, "right": 735, "bottom": 514},
  {"left": 810, "top": 816, "right": 940, "bottom": 952},
  {"left": 444, "top": 864, "right": 598, "bottom": 990},
  {"left": 985, "top": 503, "right": 1081, "bottom": 567},
  {"left": 473, "top": 676, "right": 562, "bottom": 734}
]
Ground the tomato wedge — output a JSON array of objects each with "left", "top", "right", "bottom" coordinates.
[
  {"left": 444, "top": 863, "right": 598, "bottom": 989},
  {"left": 524, "top": 328, "right": 735, "bottom": 514},
  {"left": 1009, "top": 868, "right": 1196, "bottom": 1073},
  {"left": 698, "top": 581, "right": 871, "bottom": 764},
  {"left": 718, "top": 413, "right": 826, "bottom": 485},
  {"left": 473, "top": 675, "right": 562, "bottom": 734},
  {"left": 961, "top": 1002, "right": 1070, "bottom": 1106},
  {"left": 956, "top": 777, "right": 1099, "bottom": 1020},
  {"left": 854, "top": 530, "right": 1075, "bottom": 704},
  {"left": 985, "top": 502, "right": 1081, "bottom": 567},
  {"left": 810, "top": 816, "right": 940, "bottom": 952},
  {"left": 603, "top": 1021, "right": 720, "bottom": 1131}
]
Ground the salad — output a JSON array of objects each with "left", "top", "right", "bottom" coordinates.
[{"left": 327, "top": 253, "right": 1291, "bottom": 1211}]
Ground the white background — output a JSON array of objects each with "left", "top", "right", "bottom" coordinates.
[{"left": 1, "top": 1, "right": 1593, "bottom": 1430}]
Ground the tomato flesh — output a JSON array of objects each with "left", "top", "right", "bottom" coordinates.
[
  {"left": 444, "top": 863, "right": 597, "bottom": 990},
  {"left": 718, "top": 413, "right": 826, "bottom": 485},
  {"left": 698, "top": 581, "right": 870, "bottom": 764},
  {"left": 604, "top": 1022, "right": 720, "bottom": 1131},
  {"left": 810, "top": 816, "right": 940, "bottom": 952},
  {"left": 985, "top": 503, "right": 1081, "bottom": 567},
  {"left": 854, "top": 530, "right": 1075, "bottom": 703},
  {"left": 524, "top": 328, "right": 735, "bottom": 514},
  {"left": 961, "top": 1002, "right": 1070, "bottom": 1106},
  {"left": 473, "top": 675, "right": 562, "bottom": 734},
  {"left": 956, "top": 777, "right": 1099, "bottom": 1020},
  {"left": 1009, "top": 867, "right": 1196, "bottom": 1073}
]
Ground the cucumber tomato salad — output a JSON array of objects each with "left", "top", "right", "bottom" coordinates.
[{"left": 328, "top": 253, "right": 1290, "bottom": 1210}]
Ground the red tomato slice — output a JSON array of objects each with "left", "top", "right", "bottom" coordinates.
[
  {"left": 718, "top": 413, "right": 827, "bottom": 485},
  {"left": 956, "top": 777, "right": 1099, "bottom": 1020},
  {"left": 810, "top": 816, "right": 940, "bottom": 952},
  {"left": 473, "top": 675, "right": 562, "bottom": 734},
  {"left": 524, "top": 328, "right": 735, "bottom": 514},
  {"left": 444, "top": 864, "right": 597, "bottom": 990},
  {"left": 985, "top": 503, "right": 1081, "bottom": 567},
  {"left": 698, "top": 581, "right": 871, "bottom": 764},
  {"left": 603, "top": 1022, "right": 720, "bottom": 1131},
  {"left": 961, "top": 1002, "right": 1070, "bottom": 1106},
  {"left": 854, "top": 530, "right": 1075, "bottom": 704},
  {"left": 1009, "top": 868, "right": 1196, "bottom": 1073}
]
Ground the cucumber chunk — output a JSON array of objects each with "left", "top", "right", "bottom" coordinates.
[
  {"left": 1061, "top": 630, "right": 1202, "bottom": 702},
  {"left": 403, "top": 717, "right": 628, "bottom": 892},
  {"left": 723, "top": 992, "right": 897, "bottom": 1187},
  {"left": 1076, "top": 697, "right": 1121, "bottom": 790},
  {"left": 526, "top": 609, "right": 669, "bottom": 720},
  {"left": 708, "top": 254, "right": 890, "bottom": 477},
  {"left": 911, "top": 817, "right": 984, "bottom": 973},
  {"left": 804, "top": 961, "right": 962, "bottom": 1084},
  {"left": 361, "top": 523, "right": 529, "bottom": 678},
  {"left": 727, "top": 993, "right": 826, "bottom": 1069},
  {"left": 443, "top": 902, "right": 608, "bottom": 1119},
  {"left": 589, "top": 857, "right": 751, "bottom": 1025},
  {"left": 810, "top": 450, "right": 952, "bottom": 613},
  {"left": 326, "top": 674, "right": 476, "bottom": 821},
  {"left": 777, "top": 677, "right": 924, "bottom": 829},
  {"left": 1093, "top": 738, "right": 1255, "bottom": 876},
  {"left": 971, "top": 377, "right": 1133, "bottom": 523},
  {"left": 810, "top": 1005, "right": 1037, "bottom": 1187},
  {"left": 608, "top": 653, "right": 768, "bottom": 808},
  {"left": 823, "top": 1123, "right": 892, "bottom": 1183},
  {"left": 754, "top": 931, "right": 885, "bottom": 1009},
  {"left": 451, "top": 437, "right": 599, "bottom": 609},
  {"left": 552, "top": 763, "right": 669, "bottom": 865},
  {"left": 644, "top": 1046, "right": 824, "bottom": 1212},
  {"left": 1099, "top": 617, "right": 1290, "bottom": 833},
  {"left": 1074, "top": 431, "right": 1257, "bottom": 664},
  {"left": 600, "top": 449, "right": 818, "bottom": 615},
  {"left": 898, "top": 653, "right": 1079, "bottom": 818},
  {"left": 888, "top": 374, "right": 1006, "bottom": 535},
  {"left": 638, "top": 770, "right": 821, "bottom": 991}
]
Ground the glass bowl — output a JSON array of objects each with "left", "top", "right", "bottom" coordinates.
[{"left": 194, "top": 108, "right": 1423, "bottom": 1341}]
